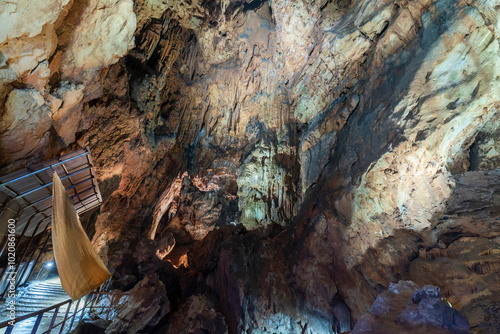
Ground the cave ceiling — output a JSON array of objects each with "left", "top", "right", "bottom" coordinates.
[{"left": 0, "top": 0, "right": 499, "bottom": 332}]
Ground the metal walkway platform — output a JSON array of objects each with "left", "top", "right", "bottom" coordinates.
[
  {"left": 0, "top": 276, "right": 118, "bottom": 334},
  {"left": 0, "top": 148, "right": 103, "bottom": 297},
  {"left": 0, "top": 148, "right": 102, "bottom": 239},
  {"left": 0, "top": 278, "right": 75, "bottom": 334}
]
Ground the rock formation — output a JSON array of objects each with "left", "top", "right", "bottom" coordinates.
[
  {"left": 351, "top": 280, "right": 470, "bottom": 333},
  {"left": 1, "top": 0, "right": 499, "bottom": 333},
  {"left": 104, "top": 274, "right": 170, "bottom": 334}
]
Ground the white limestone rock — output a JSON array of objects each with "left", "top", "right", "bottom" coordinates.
[
  {"left": 50, "top": 82, "right": 85, "bottom": 145},
  {"left": 60, "top": 0, "right": 137, "bottom": 77},
  {"left": 0, "top": 89, "right": 51, "bottom": 162},
  {"left": 0, "top": 0, "right": 70, "bottom": 43}
]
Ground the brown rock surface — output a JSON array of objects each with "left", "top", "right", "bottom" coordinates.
[
  {"left": 1, "top": 0, "right": 499, "bottom": 333},
  {"left": 104, "top": 274, "right": 170, "bottom": 334},
  {"left": 156, "top": 295, "right": 229, "bottom": 334},
  {"left": 409, "top": 237, "right": 500, "bottom": 332},
  {"left": 159, "top": 176, "right": 239, "bottom": 244},
  {"left": 185, "top": 224, "right": 352, "bottom": 333}
]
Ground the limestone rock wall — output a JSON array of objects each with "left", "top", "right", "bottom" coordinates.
[
  {"left": 0, "top": 0, "right": 136, "bottom": 171},
  {"left": 1, "top": 0, "right": 499, "bottom": 333}
]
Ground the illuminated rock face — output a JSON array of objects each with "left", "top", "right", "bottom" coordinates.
[
  {"left": 0, "top": 0, "right": 136, "bottom": 170},
  {"left": 1, "top": 0, "right": 499, "bottom": 333},
  {"left": 351, "top": 280, "right": 471, "bottom": 333}
]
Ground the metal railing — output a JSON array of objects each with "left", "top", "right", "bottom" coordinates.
[
  {"left": 85, "top": 291, "right": 129, "bottom": 321},
  {"left": 0, "top": 148, "right": 110, "bottom": 332},
  {"left": 0, "top": 148, "right": 103, "bottom": 298},
  {"left": 0, "top": 286, "right": 127, "bottom": 333}
]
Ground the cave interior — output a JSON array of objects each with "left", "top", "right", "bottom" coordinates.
[{"left": 0, "top": 0, "right": 499, "bottom": 333}]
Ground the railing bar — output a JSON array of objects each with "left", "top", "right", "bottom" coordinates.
[
  {"left": 0, "top": 291, "right": 129, "bottom": 330},
  {"left": 90, "top": 290, "right": 99, "bottom": 310},
  {"left": 0, "top": 299, "right": 72, "bottom": 327},
  {"left": 31, "top": 313, "right": 43, "bottom": 334},
  {"left": 57, "top": 300, "right": 72, "bottom": 334},
  {"left": 79, "top": 294, "right": 91, "bottom": 323},
  {"left": 106, "top": 294, "right": 115, "bottom": 320},
  {"left": 47, "top": 306, "right": 60, "bottom": 333},
  {"left": 68, "top": 298, "right": 81, "bottom": 331}
]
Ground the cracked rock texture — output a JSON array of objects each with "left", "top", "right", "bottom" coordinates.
[
  {"left": 104, "top": 274, "right": 170, "bottom": 334},
  {"left": 351, "top": 280, "right": 470, "bottom": 334},
  {"left": 1, "top": 0, "right": 499, "bottom": 333}
]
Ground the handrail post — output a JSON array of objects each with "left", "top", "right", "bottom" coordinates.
[
  {"left": 68, "top": 298, "right": 81, "bottom": 332},
  {"left": 106, "top": 294, "right": 115, "bottom": 320},
  {"left": 31, "top": 313, "right": 43, "bottom": 334},
  {"left": 79, "top": 293, "right": 91, "bottom": 323},
  {"left": 90, "top": 289, "right": 100, "bottom": 311},
  {"left": 58, "top": 300, "right": 72, "bottom": 334},
  {"left": 47, "top": 305, "right": 60, "bottom": 333}
]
